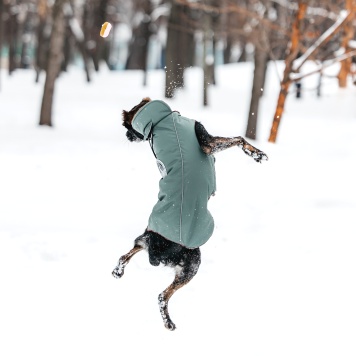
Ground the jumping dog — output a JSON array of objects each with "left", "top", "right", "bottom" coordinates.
[{"left": 112, "top": 97, "right": 268, "bottom": 330}]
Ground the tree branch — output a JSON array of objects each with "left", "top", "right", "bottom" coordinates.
[
  {"left": 293, "top": 10, "right": 353, "bottom": 72},
  {"left": 270, "top": 0, "right": 339, "bottom": 20},
  {"left": 290, "top": 49, "right": 356, "bottom": 82},
  {"left": 174, "top": 0, "right": 289, "bottom": 35}
]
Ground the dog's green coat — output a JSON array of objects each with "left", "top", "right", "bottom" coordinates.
[{"left": 132, "top": 100, "right": 216, "bottom": 248}]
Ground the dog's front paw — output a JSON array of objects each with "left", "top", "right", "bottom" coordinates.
[
  {"left": 252, "top": 150, "right": 268, "bottom": 163},
  {"left": 242, "top": 146, "right": 268, "bottom": 163},
  {"left": 112, "top": 265, "right": 124, "bottom": 279}
]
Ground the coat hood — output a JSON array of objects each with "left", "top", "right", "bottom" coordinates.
[{"left": 132, "top": 100, "right": 173, "bottom": 140}]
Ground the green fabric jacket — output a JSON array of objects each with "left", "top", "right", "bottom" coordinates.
[{"left": 133, "top": 100, "right": 216, "bottom": 248}]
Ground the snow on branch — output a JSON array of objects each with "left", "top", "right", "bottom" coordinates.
[
  {"left": 174, "top": 0, "right": 288, "bottom": 35},
  {"left": 293, "top": 10, "right": 351, "bottom": 72},
  {"left": 270, "top": 0, "right": 338, "bottom": 20},
  {"left": 290, "top": 49, "right": 356, "bottom": 82},
  {"left": 349, "top": 40, "right": 356, "bottom": 49}
]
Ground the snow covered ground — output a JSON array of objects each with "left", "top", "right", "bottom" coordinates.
[{"left": 0, "top": 62, "right": 355, "bottom": 356}]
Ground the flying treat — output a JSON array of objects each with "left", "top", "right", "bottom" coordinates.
[{"left": 100, "top": 22, "right": 112, "bottom": 38}]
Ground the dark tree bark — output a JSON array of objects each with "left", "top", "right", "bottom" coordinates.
[
  {"left": 237, "top": 40, "right": 247, "bottom": 62},
  {"left": 39, "top": 0, "right": 66, "bottom": 127},
  {"left": 18, "top": 8, "right": 32, "bottom": 69},
  {"left": 165, "top": 2, "right": 194, "bottom": 98},
  {"left": 0, "top": 0, "right": 4, "bottom": 91},
  {"left": 74, "top": 33, "right": 91, "bottom": 82},
  {"left": 245, "top": 0, "right": 272, "bottom": 140},
  {"left": 125, "top": 2, "right": 152, "bottom": 85},
  {"left": 165, "top": 3, "right": 184, "bottom": 97},
  {"left": 203, "top": 6, "right": 213, "bottom": 106},
  {"left": 126, "top": 11, "right": 151, "bottom": 70},
  {"left": 223, "top": 35, "right": 232, "bottom": 64},
  {"left": 245, "top": 46, "right": 269, "bottom": 140},
  {"left": 89, "top": 0, "right": 109, "bottom": 71},
  {"left": 316, "top": 71, "right": 323, "bottom": 97},
  {"left": 62, "top": 23, "right": 72, "bottom": 72},
  {"left": 8, "top": 5, "right": 18, "bottom": 75},
  {"left": 65, "top": 1, "right": 91, "bottom": 82},
  {"left": 35, "top": 0, "right": 49, "bottom": 83},
  {"left": 82, "top": 1, "right": 96, "bottom": 77}
]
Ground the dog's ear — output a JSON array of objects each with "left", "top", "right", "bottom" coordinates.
[
  {"left": 122, "top": 110, "right": 131, "bottom": 127},
  {"left": 122, "top": 109, "right": 129, "bottom": 121},
  {"left": 122, "top": 98, "right": 151, "bottom": 127}
]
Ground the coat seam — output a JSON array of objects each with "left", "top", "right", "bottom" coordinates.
[{"left": 172, "top": 114, "right": 184, "bottom": 244}]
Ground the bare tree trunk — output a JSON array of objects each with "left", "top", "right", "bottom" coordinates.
[
  {"left": 268, "top": 6, "right": 353, "bottom": 143},
  {"left": 39, "top": 0, "right": 66, "bottom": 127},
  {"left": 8, "top": 4, "right": 18, "bottom": 75},
  {"left": 62, "top": 22, "right": 72, "bottom": 71},
  {"left": 237, "top": 40, "right": 247, "bottom": 62},
  {"left": 65, "top": 1, "right": 91, "bottom": 82},
  {"left": 125, "top": 20, "right": 151, "bottom": 70},
  {"left": 246, "top": 0, "right": 271, "bottom": 140},
  {"left": 317, "top": 70, "right": 323, "bottom": 97},
  {"left": 35, "top": 0, "right": 49, "bottom": 83},
  {"left": 91, "top": 0, "right": 109, "bottom": 71},
  {"left": 76, "top": 36, "right": 91, "bottom": 82},
  {"left": 337, "top": 0, "right": 355, "bottom": 87},
  {"left": 35, "top": 20, "right": 47, "bottom": 83},
  {"left": 224, "top": 35, "right": 232, "bottom": 64},
  {"left": 246, "top": 45, "right": 268, "bottom": 139},
  {"left": 268, "top": 1, "right": 307, "bottom": 143},
  {"left": 165, "top": 2, "right": 186, "bottom": 98},
  {"left": 19, "top": 8, "right": 32, "bottom": 69},
  {"left": 203, "top": 6, "right": 213, "bottom": 106},
  {"left": 125, "top": 2, "right": 152, "bottom": 86},
  {"left": 0, "top": 0, "right": 4, "bottom": 91}
]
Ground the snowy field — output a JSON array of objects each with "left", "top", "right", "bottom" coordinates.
[{"left": 0, "top": 62, "right": 355, "bottom": 356}]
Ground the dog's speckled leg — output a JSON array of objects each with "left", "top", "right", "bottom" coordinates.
[
  {"left": 112, "top": 245, "right": 143, "bottom": 278},
  {"left": 158, "top": 254, "right": 201, "bottom": 331},
  {"left": 158, "top": 292, "right": 176, "bottom": 330},
  {"left": 112, "top": 233, "right": 149, "bottom": 278}
]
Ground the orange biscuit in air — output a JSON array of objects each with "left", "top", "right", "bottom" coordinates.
[{"left": 100, "top": 22, "right": 112, "bottom": 38}]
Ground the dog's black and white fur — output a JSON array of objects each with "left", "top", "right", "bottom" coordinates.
[{"left": 112, "top": 97, "right": 268, "bottom": 331}]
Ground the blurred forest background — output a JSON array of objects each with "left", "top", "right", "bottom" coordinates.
[{"left": 0, "top": 0, "right": 355, "bottom": 142}]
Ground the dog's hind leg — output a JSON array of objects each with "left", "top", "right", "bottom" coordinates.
[
  {"left": 112, "top": 233, "right": 149, "bottom": 279},
  {"left": 158, "top": 249, "right": 201, "bottom": 331}
]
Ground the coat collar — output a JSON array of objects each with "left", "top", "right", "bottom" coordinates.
[{"left": 132, "top": 100, "right": 172, "bottom": 140}]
